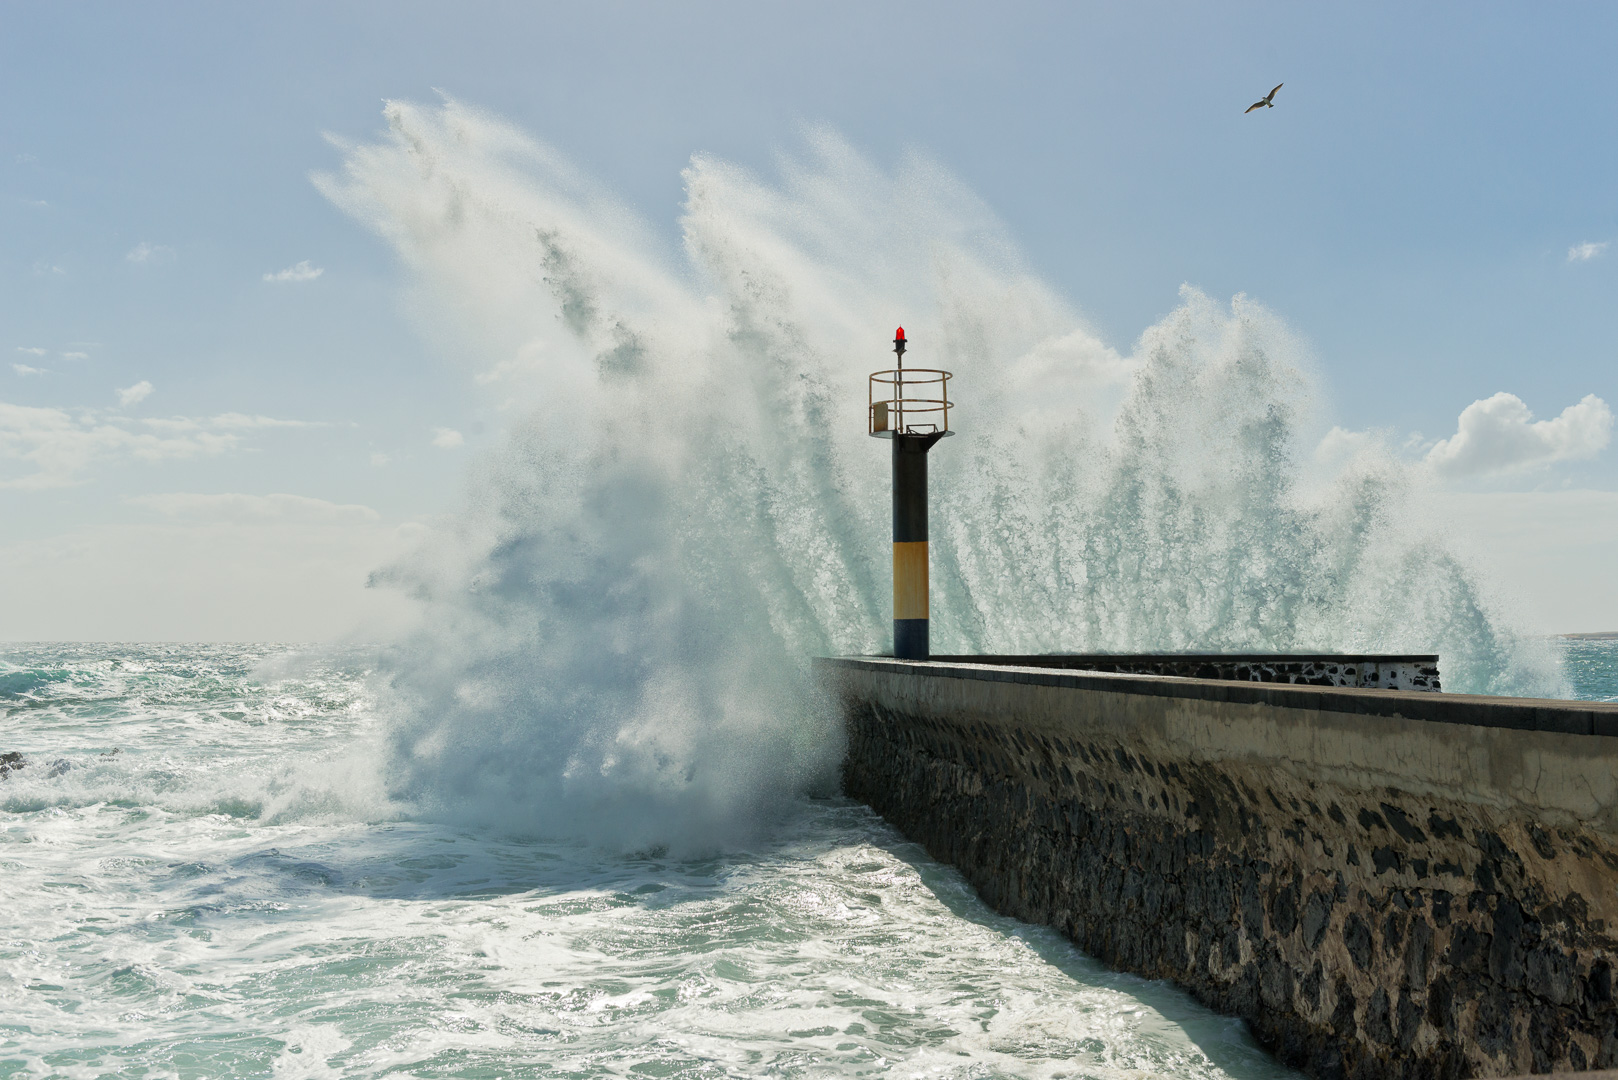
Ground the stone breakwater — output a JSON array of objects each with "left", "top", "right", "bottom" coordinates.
[{"left": 817, "top": 657, "right": 1618, "bottom": 1080}]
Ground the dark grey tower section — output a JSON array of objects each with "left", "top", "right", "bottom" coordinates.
[{"left": 892, "top": 430, "right": 944, "bottom": 659}]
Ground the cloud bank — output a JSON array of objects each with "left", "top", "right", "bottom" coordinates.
[
  {"left": 0, "top": 401, "right": 319, "bottom": 490},
  {"left": 0, "top": 498, "right": 420, "bottom": 641}
]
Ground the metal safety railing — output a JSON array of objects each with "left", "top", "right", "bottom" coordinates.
[{"left": 869, "top": 368, "right": 952, "bottom": 437}]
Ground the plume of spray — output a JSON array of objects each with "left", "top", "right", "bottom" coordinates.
[{"left": 317, "top": 99, "right": 1563, "bottom": 853}]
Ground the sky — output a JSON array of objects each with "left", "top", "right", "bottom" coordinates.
[{"left": 1, "top": 0, "right": 1614, "bottom": 639}]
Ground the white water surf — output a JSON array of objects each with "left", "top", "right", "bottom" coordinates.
[{"left": 0, "top": 644, "right": 1300, "bottom": 1078}]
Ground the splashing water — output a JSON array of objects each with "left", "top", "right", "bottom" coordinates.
[
  {"left": 317, "top": 99, "right": 1564, "bottom": 853},
  {"left": 0, "top": 644, "right": 1303, "bottom": 1079}
]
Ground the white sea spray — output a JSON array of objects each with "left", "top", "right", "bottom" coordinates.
[{"left": 316, "top": 98, "right": 1564, "bottom": 854}]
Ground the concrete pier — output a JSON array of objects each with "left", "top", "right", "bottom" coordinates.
[{"left": 816, "top": 656, "right": 1618, "bottom": 1079}]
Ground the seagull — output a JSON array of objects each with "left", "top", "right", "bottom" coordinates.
[{"left": 1245, "top": 83, "right": 1283, "bottom": 113}]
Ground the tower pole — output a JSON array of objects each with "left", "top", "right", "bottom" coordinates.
[
  {"left": 886, "top": 328, "right": 943, "bottom": 660},
  {"left": 892, "top": 431, "right": 937, "bottom": 659}
]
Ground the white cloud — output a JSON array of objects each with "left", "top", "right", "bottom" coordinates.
[
  {"left": 431, "top": 427, "right": 464, "bottom": 449},
  {"left": 1568, "top": 241, "right": 1608, "bottom": 263},
  {"left": 1314, "top": 425, "right": 1380, "bottom": 466},
  {"left": 263, "top": 260, "right": 324, "bottom": 283},
  {"left": 128, "top": 492, "right": 379, "bottom": 524},
  {"left": 138, "top": 413, "right": 323, "bottom": 434},
  {"left": 61, "top": 351, "right": 89, "bottom": 361},
  {"left": 16, "top": 347, "right": 47, "bottom": 357},
  {"left": 13, "top": 364, "right": 45, "bottom": 377},
  {"left": 1425, "top": 392, "right": 1613, "bottom": 477},
  {"left": 32, "top": 261, "right": 65, "bottom": 277},
  {"left": 213, "top": 412, "right": 322, "bottom": 430},
  {"left": 116, "top": 380, "right": 154, "bottom": 407},
  {"left": 370, "top": 451, "right": 391, "bottom": 467},
  {"left": 0, "top": 400, "right": 319, "bottom": 490},
  {"left": 126, "top": 242, "right": 176, "bottom": 265}
]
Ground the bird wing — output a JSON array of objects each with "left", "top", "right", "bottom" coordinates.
[
  {"left": 1267, "top": 83, "right": 1283, "bottom": 101},
  {"left": 1245, "top": 102, "right": 1265, "bottom": 113}
]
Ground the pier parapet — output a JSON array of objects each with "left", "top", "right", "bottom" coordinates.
[{"left": 934, "top": 653, "right": 1442, "bottom": 691}]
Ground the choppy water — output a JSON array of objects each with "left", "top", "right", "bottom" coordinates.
[
  {"left": 1, "top": 642, "right": 1310, "bottom": 1079},
  {"left": 1563, "top": 637, "right": 1618, "bottom": 702},
  {"left": 4, "top": 641, "right": 1613, "bottom": 1078}
]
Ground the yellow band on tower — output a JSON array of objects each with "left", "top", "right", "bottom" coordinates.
[{"left": 893, "top": 541, "right": 929, "bottom": 620}]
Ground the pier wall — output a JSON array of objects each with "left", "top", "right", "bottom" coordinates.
[
  {"left": 817, "top": 657, "right": 1618, "bottom": 1080},
  {"left": 931, "top": 653, "right": 1442, "bottom": 691}
]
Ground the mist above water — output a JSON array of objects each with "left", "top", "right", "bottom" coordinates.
[{"left": 319, "top": 99, "right": 1562, "bottom": 853}]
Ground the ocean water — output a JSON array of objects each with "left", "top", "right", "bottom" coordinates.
[
  {"left": 3, "top": 641, "right": 1612, "bottom": 1078},
  {"left": 1, "top": 642, "right": 1306, "bottom": 1080},
  {"left": 1563, "top": 638, "right": 1618, "bottom": 702},
  {"left": 6, "top": 99, "right": 1607, "bottom": 1078}
]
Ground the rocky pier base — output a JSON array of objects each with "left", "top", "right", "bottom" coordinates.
[{"left": 820, "top": 657, "right": 1618, "bottom": 1079}]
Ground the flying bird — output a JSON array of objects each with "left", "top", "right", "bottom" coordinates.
[{"left": 1245, "top": 83, "right": 1283, "bottom": 113}]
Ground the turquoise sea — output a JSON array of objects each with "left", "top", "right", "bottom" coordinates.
[
  {"left": 1, "top": 639, "right": 1613, "bottom": 1079},
  {"left": 1561, "top": 637, "right": 1618, "bottom": 702}
]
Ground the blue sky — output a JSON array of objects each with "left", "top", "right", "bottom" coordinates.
[{"left": 2, "top": 1, "right": 1614, "bottom": 637}]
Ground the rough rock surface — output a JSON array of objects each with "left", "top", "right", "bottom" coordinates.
[
  {"left": 933, "top": 655, "right": 1441, "bottom": 691},
  {"left": 835, "top": 682, "right": 1618, "bottom": 1079}
]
